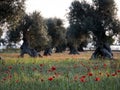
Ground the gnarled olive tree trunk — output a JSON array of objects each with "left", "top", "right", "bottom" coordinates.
[
  {"left": 78, "top": 45, "right": 84, "bottom": 52},
  {"left": 55, "top": 44, "right": 66, "bottom": 53},
  {"left": 43, "top": 48, "right": 52, "bottom": 56},
  {"left": 20, "top": 40, "right": 38, "bottom": 57},
  {"left": 90, "top": 43, "right": 113, "bottom": 60},
  {"left": 69, "top": 45, "right": 79, "bottom": 54},
  {"left": 20, "top": 30, "right": 40, "bottom": 58}
]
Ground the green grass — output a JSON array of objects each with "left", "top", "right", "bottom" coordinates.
[{"left": 0, "top": 57, "right": 120, "bottom": 90}]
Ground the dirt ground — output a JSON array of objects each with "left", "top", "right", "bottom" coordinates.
[{"left": 0, "top": 51, "right": 120, "bottom": 60}]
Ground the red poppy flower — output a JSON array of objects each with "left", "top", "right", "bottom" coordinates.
[
  {"left": 48, "top": 77, "right": 53, "bottom": 81},
  {"left": 103, "top": 64, "right": 107, "bottom": 68},
  {"left": 16, "top": 80, "right": 19, "bottom": 83},
  {"left": 8, "top": 66, "right": 12, "bottom": 70},
  {"left": 3, "top": 78, "right": 6, "bottom": 81},
  {"left": 81, "top": 75, "right": 86, "bottom": 78},
  {"left": 51, "top": 66, "right": 56, "bottom": 71},
  {"left": 117, "top": 70, "right": 120, "bottom": 73},
  {"left": 80, "top": 77, "right": 86, "bottom": 82},
  {"left": 88, "top": 72, "right": 93, "bottom": 76},
  {"left": 95, "top": 77, "right": 100, "bottom": 81},
  {"left": 48, "top": 69, "right": 52, "bottom": 72},
  {"left": 40, "top": 64, "right": 44, "bottom": 67},
  {"left": 112, "top": 73, "right": 117, "bottom": 76}
]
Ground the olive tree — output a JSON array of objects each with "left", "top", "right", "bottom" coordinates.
[{"left": 7, "top": 11, "right": 50, "bottom": 57}]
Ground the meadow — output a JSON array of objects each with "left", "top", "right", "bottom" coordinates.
[{"left": 0, "top": 51, "right": 120, "bottom": 90}]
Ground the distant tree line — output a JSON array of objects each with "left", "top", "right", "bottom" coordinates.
[{"left": 0, "top": 0, "right": 120, "bottom": 59}]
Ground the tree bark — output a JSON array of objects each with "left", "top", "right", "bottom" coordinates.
[
  {"left": 43, "top": 48, "right": 52, "bottom": 56},
  {"left": 78, "top": 45, "right": 84, "bottom": 52},
  {"left": 19, "top": 28, "right": 41, "bottom": 57},
  {"left": 69, "top": 45, "right": 79, "bottom": 54},
  {"left": 55, "top": 45, "right": 66, "bottom": 53},
  {"left": 20, "top": 40, "right": 39, "bottom": 57},
  {"left": 20, "top": 31, "right": 40, "bottom": 57},
  {"left": 90, "top": 43, "right": 113, "bottom": 60}
]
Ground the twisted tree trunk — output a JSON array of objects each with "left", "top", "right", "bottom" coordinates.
[
  {"left": 78, "top": 45, "right": 84, "bottom": 52},
  {"left": 43, "top": 48, "right": 52, "bottom": 56},
  {"left": 20, "top": 40, "right": 38, "bottom": 57},
  {"left": 69, "top": 45, "right": 79, "bottom": 54},
  {"left": 90, "top": 43, "right": 113, "bottom": 60},
  {"left": 19, "top": 28, "right": 41, "bottom": 57},
  {"left": 55, "top": 45, "right": 66, "bottom": 53}
]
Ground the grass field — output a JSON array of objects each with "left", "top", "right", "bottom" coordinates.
[{"left": 0, "top": 51, "right": 120, "bottom": 90}]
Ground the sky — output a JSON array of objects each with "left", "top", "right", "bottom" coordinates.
[{"left": 25, "top": 0, "right": 120, "bottom": 27}]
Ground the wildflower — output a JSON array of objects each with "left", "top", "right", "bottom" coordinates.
[
  {"left": 48, "top": 69, "right": 52, "bottom": 72},
  {"left": 117, "top": 70, "right": 120, "bottom": 73},
  {"left": 51, "top": 66, "right": 56, "bottom": 71},
  {"left": 80, "top": 77, "right": 86, "bottom": 82},
  {"left": 95, "top": 77, "right": 100, "bottom": 81},
  {"left": 112, "top": 73, "right": 117, "bottom": 76},
  {"left": 8, "top": 75, "right": 12, "bottom": 79},
  {"left": 40, "top": 64, "right": 44, "bottom": 67},
  {"left": 81, "top": 75, "right": 86, "bottom": 78},
  {"left": 103, "top": 64, "right": 107, "bottom": 68},
  {"left": 48, "top": 77, "right": 53, "bottom": 81},
  {"left": 3, "top": 78, "right": 6, "bottom": 81},
  {"left": 16, "top": 80, "right": 19, "bottom": 83},
  {"left": 88, "top": 72, "right": 93, "bottom": 76},
  {"left": 8, "top": 66, "right": 12, "bottom": 70},
  {"left": 106, "top": 73, "right": 110, "bottom": 77}
]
